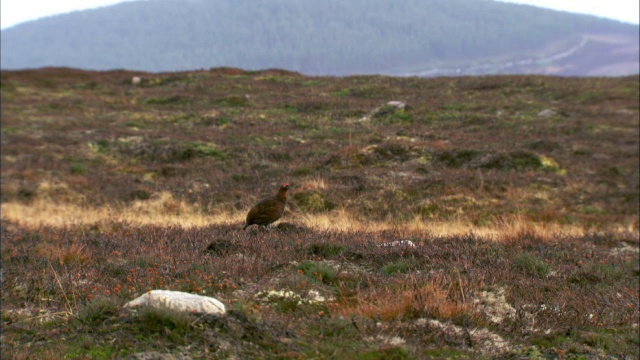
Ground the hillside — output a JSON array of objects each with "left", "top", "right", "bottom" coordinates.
[
  {"left": 1, "top": 68, "right": 639, "bottom": 358},
  {"left": 1, "top": 0, "right": 638, "bottom": 76}
]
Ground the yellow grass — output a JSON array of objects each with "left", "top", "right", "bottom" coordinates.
[{"left": 3, "top": 195, "right": 631, "bottom": 240}]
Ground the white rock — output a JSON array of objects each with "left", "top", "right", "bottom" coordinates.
[
  {"left": 609, "top": 242, "right": 639, "bottom": 256},
  {"left": 386, "top": 101, "right": 407, "bottom": 109},
  {"left": 124, "top": 290, "right": 226, "bottom": 315},
  {"left": 359, "top": 101, "right": 408, "bottom": 122},
  {"left": 131, "top": 76, "right": 142, "bottom": 86},
  {"left": 424, "top": 319, "right": 512, "bottom": 355},
  {"left": 537, "top": 108, "right": 556, "bottom": 117},
  {"left": 473, "top": 287, "right": 516, "bottom": 324},
  {"left": 380, "top": 240, "right": 417, "bottom": 248}
]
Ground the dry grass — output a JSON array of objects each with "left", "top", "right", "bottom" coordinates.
[
  {"left": 330, "top": 274, "right": 477, "bottom": 322},
  {"left": 1, "top": 199, "right": 603, "bottom": 239}
]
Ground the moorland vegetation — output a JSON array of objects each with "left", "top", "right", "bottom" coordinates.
[{"left": 1, "top": 68, "right": 638, "bottom": 358}]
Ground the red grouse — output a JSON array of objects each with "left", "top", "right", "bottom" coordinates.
[{"left": 243, "top": 184, "right": 290, "bottom": 230}]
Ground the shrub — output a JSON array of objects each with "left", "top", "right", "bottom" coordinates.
[
  {"left": 77, "top": 296, "right": 120, "bottom": 324},
  {"left": 294, "top": 191, "right": 335, "bottom": 213}
]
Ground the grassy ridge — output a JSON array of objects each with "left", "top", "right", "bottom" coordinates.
[{"left": 1, "top": 68, "right": 639, "bottom": 358}]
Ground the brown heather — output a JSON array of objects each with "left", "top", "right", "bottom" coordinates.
[{"left": 1, "top": 68, "right": 638, "bottom": 358}]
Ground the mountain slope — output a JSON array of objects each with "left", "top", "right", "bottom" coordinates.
[{"left": 1, "top": 0, "right": 638, "bottom": 76}]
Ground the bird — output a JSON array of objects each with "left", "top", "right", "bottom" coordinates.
[{"left": 243, "top": 184, "right": 290, "bottom": 230}]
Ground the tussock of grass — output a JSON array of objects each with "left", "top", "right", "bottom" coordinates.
[{"left": 331, "top": 274, "right": 476, "bottom": 322}]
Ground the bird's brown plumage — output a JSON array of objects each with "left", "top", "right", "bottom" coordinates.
[{"left": 243, "top": 184, "right": 289, "bottom": 230}]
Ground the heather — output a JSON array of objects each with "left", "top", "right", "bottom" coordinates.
[{"left": 1, "top": 68, "right": 638, "bottom": 359}]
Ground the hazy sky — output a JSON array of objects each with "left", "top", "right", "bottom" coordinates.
[{"left": 1, "top": 0, "right": 639, "bottom": 30}]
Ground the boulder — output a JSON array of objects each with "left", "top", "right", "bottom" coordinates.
[{"left": 124, "top": 290, "right": 226, "bottom": 315}]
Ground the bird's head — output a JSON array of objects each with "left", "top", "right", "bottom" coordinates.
[{"left": 280, "top": 184, "right": 290, "bottom": 191}]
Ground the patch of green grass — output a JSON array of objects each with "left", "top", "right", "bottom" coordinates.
[
  {"left": 212, "top": 116, "right": 230, "bottom": 126},
  {"left": 372, "top": 105, "right": 413, "bottom": 124},
  {"left": 532, "top": 333, "right": 569, "bottom": 349},
  {"left": 381, "top": 259, "right": 414, "bottom": 276},
  {"left": 213, "top": 95, "right": 249, "bottom": 107},
  {"left": 514, "top": 252, "right": 550, "bottom": 277},
  {"left": 64, "top": 341, "right": 117, "bottom": 360},
  {"left": 437, "top": 149, "right": 481, "bottom": 167},
  {"left": 420, "top": 348, "right": 467, "bottom": 358},
  {"left": 231, "top": 173, "right": 251, "bottom": 182},
  {"left": 142, "top": 95, "right": 187, "bottom": 105},
  {"left": 294, "top": 191, "right": 335, "bottom": 212},
  {"left": 189, "top": 142, "right": 225, "bottom": 159},
  {"left": 88, "top": 139, "right": 110, "bottom": 154},
  {"left": 307, "top": 242, "right": 345, "bottom": 258},
  {"left": 136, "top": 305, "right": 194, "bottom": 342},
  {"left": 569, "top": 260, "right": 633, "bottom": 286},
  {"left": 69, "top": 162, "right": 86, "bottom": 174},
  {"left": 124, "top": 120, "right": 149, "bottom": 129},
  {"left": 356, "top": 347, "right": 409, "bottom": 360},
  {"left": 578, "top": 205, "right": 608, "bottom": 215},
  {"left": 1, "top": 126, "right": 21, "bottom": 135},
  {"left": 77, "top": 296, "right": 120, "bottom": 324},
  {"left": 292, "top": 167, "right": 315, "bottom": 176},
  {"left": 297, "top": 261, "right": 337, "bottom": 285},
  {"left": 331, "top": 88, "right": 352, "bottom": 97}
]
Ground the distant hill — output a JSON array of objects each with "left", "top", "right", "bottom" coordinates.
[{"left": 1, "top": 0, "right": 638, "bottom": 76}]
